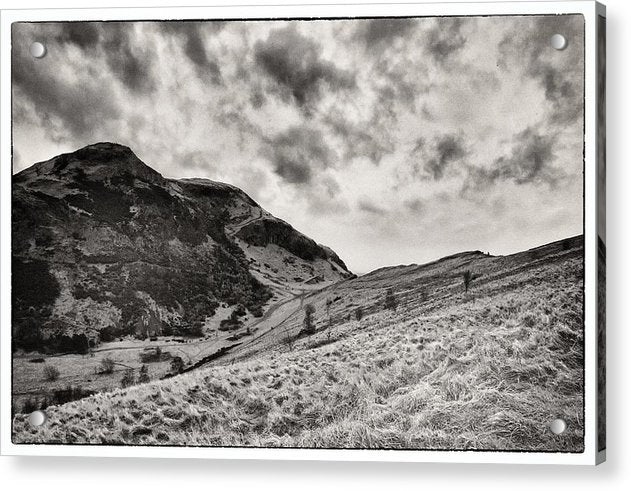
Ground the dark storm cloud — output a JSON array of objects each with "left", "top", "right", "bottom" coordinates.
[
  {"left": 55, "top": 23, "right": 101, "bottom": 49},
  {"left": 160, "top": 22, "right": 223, "bottom": 84},
  {"left": 354, "top": 18, "right": 417, "bottom": 49},
  {"left": 499, "top": 15, "right": 583, "bottom": 126},
  {"left": 11, "top": 25, "right": 122, "bottom": 141},
  {"left": 425, "top": 18, "right": 467, "bottom": 63},
  {"left": 465, "top": 127, "right": 561, "bottom": 190},
  {"left": 253, "top": 25, "right": 356, "bottom": 112},
  {"left": 413, "top": 133, "right": 468, "bottom": 180},
  {"left": 264, "top": 125, "right": 334, "bottom": 184},
  {"left": 102, "top": 23, "right": 155, "bottom": 93},
  {"left": 52, "top": 22, "right": 155, "bottom": 93}
]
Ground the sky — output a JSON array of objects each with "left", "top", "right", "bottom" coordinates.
[{"left": 11, "top": 15, "right": 585, "bottom": 275}]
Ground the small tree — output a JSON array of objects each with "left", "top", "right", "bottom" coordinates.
[
  {"left": 303, "top": 303, "right": 316, "bottom": 335},
  {"left": 121, "top": 369, "right": 135, "bottom": 388},
  {"left": 43, "top": 365, "right": 60, "bottom": 382},
  {"left": 385, "top": 288, "right": 398, "bottom": 311},
  {"left": 284, "top": 332, "right": 296, "bottom": 351},
  {"left": 22, "top": 397, "right": 38, "bottom": 414},
  {"left": 170, "top": 356, "right": 185, "bottom": 375},
  {"left": 462, "top": 270, "right": 476, "bottom": 293},
  {"left": 190, "top": 320, "right": 204, "bottom": 337},
  {"left": 138, "top": 364, "right": 150, "bottom": 384},
  {"left": 355, "top": 306, "right": 364, "bottom": 321},
  {"left": 100, "top": 355, "right": 115, "bottom": 374},
  {"left": 326, "top": 298, "right": 333, "bottom": 327}
]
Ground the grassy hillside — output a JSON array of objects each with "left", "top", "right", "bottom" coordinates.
[{"left": 13, "top": 236, "right": 584, "bottom": 452}]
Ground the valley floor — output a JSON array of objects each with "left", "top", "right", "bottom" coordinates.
[{"left": 12, "top": 237, "right": 584, "bottom": 452}]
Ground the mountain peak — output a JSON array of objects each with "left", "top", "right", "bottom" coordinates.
[
  {"left": 72, "top": 142, "right": 137, "bottom": 159},
  {"left": 16, "top": 142, "right": 164, "bottom": 185}
]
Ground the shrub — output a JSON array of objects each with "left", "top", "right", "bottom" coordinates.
[
  {"left": 121, "top": 369, "right": 136, "bottom": 388},
  {"left": 21, "top": 398, "right": 39, "bottom": 414},
  {"left": 100, "top": 356, "right": 115, "bottom": 374},
  {"left": 138, "top": 364, "right": 150, "bottom": 384},
  {"left": 303, "top": 303, "right": 316, "bottom": 335},
  {"left": 51, "top": 385, "right": 94, "bottom": 406},
  {"left": 463, "top": 270, "right": 478, "bottom": 293},
  {"left": 99, "top": 325, "right": 117, "bottom": 342},
  {"left": 284, "top": 332, "right": 296, "bottom": 351},
  {"left": 54, "top": 333, "right": 90, "bottom": 354},
  {"left": 219, "top": 311, "right": 243, "bottom": 331},
  {"left": 249, "top": 305, "right": 264, "bottom": 317},
  {"left": 139, "top": 346, "right": 172, "bottom": 363},
  {"left": 234, "top": 304, "right": 247, "bottom": 317},
  {"left": 170, "top": 356, "right": 185, "bottom": 375},
  {"left": 190, "top": 321, "right": 204, "bottom": 337},
  {"left": 384, "top": 288, "right": 398, "bottom": 310},
  {"left": 43, "top": 365, "right": 60, "bottom": 382}
]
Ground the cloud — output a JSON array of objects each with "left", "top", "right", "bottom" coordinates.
[
  {"left": 11, "top": 24, "right": 122, "bottom": 142},
  {"left": 425, "top": 18, "right": 467, "bottom": 63},
  {"left": 54, "top": 22, "right": 101, "bottom": 49},
  {"left": 174, "top": 149, "right": 219, "bottom": 173},
  {"left": 52, "top": 22, "right": 155, "bottom": 94},
  {"left": 11, "top": 16, "right": 584, "bottom": 274},
  {"left": 465, "top": 126, "right": 561, "bottom": 190},
  {"left": 411, "top": 133, "right": 468, "bottom": 180},
  {"left": 263, "top": 125, "right": 334, "bottom": 184},
  {"left": 323, "top": 110, "right": 393, "bottom": 165},
  {"left": 102, "top": 23, "right": 155, "bottom": 93},
  {"left": 159, "top": 22, "right": 223, "bottom": 84},
  {"left": 358, "top": 198, "right": 387, "bottom": 216},
  {"left": 304, "top": 175, "right": 348, "bottom": 215},
  {"left": 404, "top": 197, "right": 424, "bottom": 213},
  {"left": 253, "top": 25, "right": 356, "bottom": 112},
  {"left": 499, "top": 15, "right": 584, "bottom": 126},
  {"left": 354, "top": 18, "right": 417, "bottom": 49}
]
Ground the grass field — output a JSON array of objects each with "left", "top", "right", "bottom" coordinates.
[{"left": 12, "top": 237, "right": 584, "bottom": 451}]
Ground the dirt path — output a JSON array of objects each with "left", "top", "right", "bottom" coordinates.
[{"left": 225, "top": 208, "right": 263, "bottom": 237}]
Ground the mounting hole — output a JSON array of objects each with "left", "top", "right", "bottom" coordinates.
[
  {"left": 30, "top": 42, "right": 47, "bottom": 59},
  {"left": 549, "top": 418, "right": 567, "bottom": 435},
  {"left": 28, "top": 410, "right": 47, "bottom": 427},
  {"left": 550, "top": 34, "right": 568, "bottom": 50}
]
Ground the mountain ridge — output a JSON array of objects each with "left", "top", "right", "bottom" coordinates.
[{"left": 12, "top": 143, "right": 353, "bottom": 353}]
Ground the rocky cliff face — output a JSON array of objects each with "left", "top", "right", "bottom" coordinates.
[{"left": 12, "top": 143, "right": 352, "bottom": 352}]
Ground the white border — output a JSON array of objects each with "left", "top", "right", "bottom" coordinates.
[{"left": 0, "top": 1, "right": 601, "bottom": 465}]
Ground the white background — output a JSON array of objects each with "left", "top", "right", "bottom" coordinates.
[{"left": 0, "top": 0, "right": 629, "bottom": 489}]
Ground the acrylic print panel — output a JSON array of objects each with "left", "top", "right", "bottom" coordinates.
[{"left": 3, "top": 3, "right": 599, "bottom": 464}]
